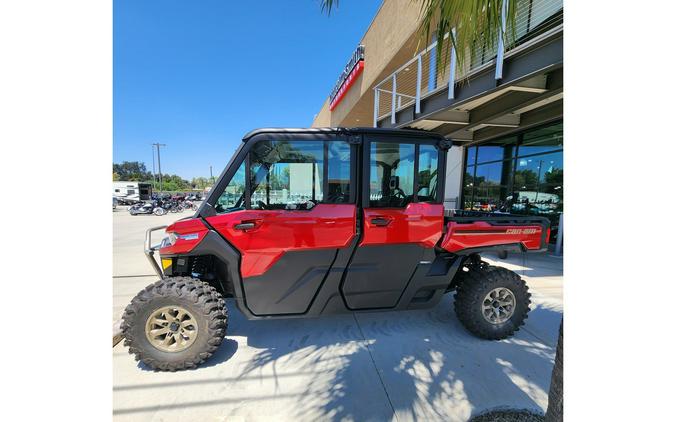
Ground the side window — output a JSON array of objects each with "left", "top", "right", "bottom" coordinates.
[
  {"left": 417, "top": 144, "right": 439, "bottom": 202},
  {"left": 369, "top": 142, "right": 414, "bottom": 207},
  {"left": 250, "top": 141, "right": 324, "bottom": 210},
  {"left": 215, "top": 160, "right": 245, "bottom": 213},
  {"left": 326, "top": 141, "right": 351, "bottom": 203}
]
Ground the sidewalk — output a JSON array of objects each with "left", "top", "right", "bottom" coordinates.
[{"left": 113, "top": 210, "right": 562, "bottom": 421}]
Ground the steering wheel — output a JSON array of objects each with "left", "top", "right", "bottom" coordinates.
[
  {"left": 392, "top": 188, "right": 406, "bottom": 200},
  {"left": 256, "top": 200, "right": 267, "bottom": 210}
]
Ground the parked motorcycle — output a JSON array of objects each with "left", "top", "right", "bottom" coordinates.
[
  {"left": 183, "top": 200, "right": 198, "bottom": 211},
  {"left": 129, "top": 201, "right": 167, "bottom": 216}
]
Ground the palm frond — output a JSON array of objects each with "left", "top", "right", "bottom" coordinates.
[
  {"left": 320, "top": 0, "right": 339, "bottom": 16},
  {"left": 415, "top": 0, "right": 517, "bottom": 74}
]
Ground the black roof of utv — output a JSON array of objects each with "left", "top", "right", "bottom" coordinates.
[{"left": 242, "top": 127, "right": 449, "bottom": 143}]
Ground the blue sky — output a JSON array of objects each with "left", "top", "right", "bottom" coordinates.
[{"left": 114, "top": 0, "right": 382, "bottom": 180}]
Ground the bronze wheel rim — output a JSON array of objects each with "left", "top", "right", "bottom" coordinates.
[
  {"left": 145, "top": 306, "right": 198, "bottom": 352},
  {"left": 481, "top": 287, "right": 516, "bottom": 324}
]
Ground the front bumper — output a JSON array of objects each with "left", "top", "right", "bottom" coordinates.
[{"left": 144, "top": 225, "right": 168, "bottom": 279}]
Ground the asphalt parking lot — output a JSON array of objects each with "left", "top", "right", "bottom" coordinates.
[{"left": 112, "top": 206, "right": 563, "bottom": 422}]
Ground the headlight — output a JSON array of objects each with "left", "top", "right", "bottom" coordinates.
[
  {"left": 161, "top": 232, "right": 199, "bottom": 248},
  {"left": 160, "top": 232, "right": 177, "bottom": 248}
]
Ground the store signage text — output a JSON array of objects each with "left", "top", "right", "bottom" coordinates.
[{"left": 329, "top": 45, "right": 365, "bottom": 111}]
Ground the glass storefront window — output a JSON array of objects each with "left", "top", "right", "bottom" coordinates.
[
  {"left": 476, "top": 136, "right": 517, "bottom": 163},
  {"left": 460, "top": 121, "right": 563, "bottom": 241},
  {"left": 475, "top": 160, "right": 504, "bottom": 185},
  {"left": 463, "top": 168, "right": 475, "bottom": 210},
  {"left": 466, "top": 146, "right": 477, "bottom": 166},
  {"left": 518, "top": 122, "right": 563, "bottom": 156},
  {"left": 515, "top": 151, "right": 563, "bottom": 189}
]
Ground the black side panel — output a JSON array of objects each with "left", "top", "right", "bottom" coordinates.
[
  {"left": 243, "top": 249, "right": 338, "bottom": 316},
  {"left": 341, "top": 244, "right": 425, "bottom": 309}
]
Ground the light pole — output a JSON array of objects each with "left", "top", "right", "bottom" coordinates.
[
  {"left": 151, "top": 145, "right": 156, "bottom": 190},
  {"left": 210, "top": 165, "right": 213, "bottom": 184},
  {"left": 152, "top": 143, "right": 166, "bottom": 192}
]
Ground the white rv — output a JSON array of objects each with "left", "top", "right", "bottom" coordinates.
[{"left": 113, "top": 181, "right": 153, "bottom": 204}]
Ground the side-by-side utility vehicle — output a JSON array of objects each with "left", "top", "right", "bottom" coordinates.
[{"left": 122, "top": 128, "right": 550, "bottom": 371}]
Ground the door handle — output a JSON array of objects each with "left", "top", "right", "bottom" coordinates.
[
  {"left": 371, "top": 217, "right": 391, "bottom": 227},
  {"left": 234, "top": 222, "right": 256, "bottom": 231}
]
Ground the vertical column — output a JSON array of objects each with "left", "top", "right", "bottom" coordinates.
[
  {"left": 390, "top": 73, "right": 397, "bottom": 125},
  {"left": 495, "top": 0, "right": 509, "bottom": 80},
  {"left": 448, "top": 28, "right": 457, "bottom": 99},
  {"left": 415, "top": 54, "right": 422, "bottom": 114},
  {"left": 373, "top": 88, "right": 380, "bottom": 127}
]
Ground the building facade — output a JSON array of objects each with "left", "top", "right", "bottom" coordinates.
[{"left": 312, "top": 0, "right": 563, "bottom": 240}]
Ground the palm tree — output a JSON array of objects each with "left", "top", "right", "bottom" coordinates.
[
  {"left": 320, "top": 2, "right": 563, "bottom": 421},
  {"left": 322, "top": 0, "right": 517, "bottom": 72}
]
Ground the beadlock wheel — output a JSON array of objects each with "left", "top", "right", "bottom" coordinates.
[
  {"left": 122, "top": 277, "right": 229, "bottom": 371},
  {"left": 481, "top": 287, "right": 516, "bottom": 324},
  {"left": 453, "top": 264, "right": 531, "bottom": 340},
  {"left": 145, "top": 306, "right": 198, "bottom": 352}
]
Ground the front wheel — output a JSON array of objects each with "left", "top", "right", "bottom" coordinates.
[
  {"left": 121, "top": 277, "right": 228, "bottom": 371},
  {"left": 153, "top": 207, "right": 166, "bottom": 216},
  {"left": 453, "top": 264, "right": 530, "bottom": 340}
]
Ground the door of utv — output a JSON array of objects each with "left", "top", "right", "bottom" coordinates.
[
  {"left": 340, "top": 136, "right": 445, "bottom": 309},
  {"left": 206, "top": 135, "right": 357, "bottom": 316}
]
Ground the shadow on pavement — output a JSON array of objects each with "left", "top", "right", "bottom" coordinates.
[
  {"left": 137, "top": 296, "right": 562, "bottom": 421},
  {"left": 135, "top": 338, "right": 239, "bottom": 372}
]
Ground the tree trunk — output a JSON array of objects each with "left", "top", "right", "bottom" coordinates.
[{"left": 545, "top": 319, "right": 563, "bottom": 422}]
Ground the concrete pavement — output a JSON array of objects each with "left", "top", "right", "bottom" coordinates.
[{"left": 113, "top": 208, "right": 562, "bottom": 422}]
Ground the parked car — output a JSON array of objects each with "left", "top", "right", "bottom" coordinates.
[{"left": 121, "top": 128, "right": 550, "bottom": 371}]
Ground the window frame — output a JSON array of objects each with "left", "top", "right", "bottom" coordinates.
[
  {"left": 362, "top": 135, "right": 445, "bottom": 209},
  {"left": 243, "top": 137, "right": 356, "bottom": 210}
]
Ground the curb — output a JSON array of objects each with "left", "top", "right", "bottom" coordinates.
[{"left": 113, "top": 319, "right": 123, "bottom": 347}]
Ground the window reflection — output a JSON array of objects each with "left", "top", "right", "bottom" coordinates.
[
  {"left": 461, "top": 121, "right": 563, "bottom": 241},
  {"left": 476, "top": 136, "right": 516, "bottom": 163}
]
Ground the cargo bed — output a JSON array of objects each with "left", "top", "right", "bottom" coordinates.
[{"left": 441, "top": 210, "right": 551, "bottom": 254}]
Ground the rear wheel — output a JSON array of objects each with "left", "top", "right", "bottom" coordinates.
[
  {"left": 453, "top": 263, "right": 530, "bottom": 340},
  {"left": 121, "top": 277, "right": 228, "bottom": 371}
]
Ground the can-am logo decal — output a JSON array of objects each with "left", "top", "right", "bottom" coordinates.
[
  {"left": 505, "top": 228, "right": 539, "bottom": 235},
  {"left": 329, "top": 45, "right": 365, "bottom": 111}
]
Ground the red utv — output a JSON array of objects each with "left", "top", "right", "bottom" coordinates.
[{"left": 121, "top": 128, "right": 550, "bottom": 371}]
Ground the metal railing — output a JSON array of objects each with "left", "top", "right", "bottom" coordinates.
[{"left": 373, "top": 0, "right": 563, "bottom": 126}]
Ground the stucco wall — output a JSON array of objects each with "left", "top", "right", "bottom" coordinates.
[{"left": 312, "top": 0, "right": 423, "bottom": 127}]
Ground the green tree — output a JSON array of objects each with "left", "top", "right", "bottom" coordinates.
[
  {"left": 513, "top": 169, "right": 538, "bottom": 189},
  {"left": 157, "top": 174, "right": 191, "bottom": 192},
  {"left": 112, "top": 161, "right": 153, "bottom": 181},
  {"left": 113, "top": 172, "right": 120, "bottom": 181},
  {"left": 191, "top": 177, "right": 211, "bottom": 190}
]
